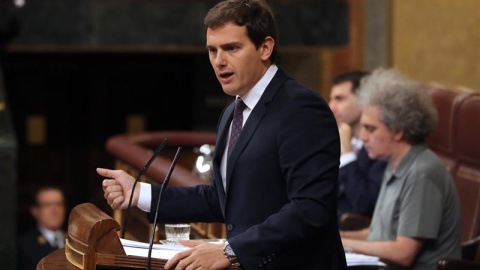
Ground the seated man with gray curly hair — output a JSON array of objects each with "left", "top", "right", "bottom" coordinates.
[{"left": 341, "top": 68, "right": 461, "bottom": 270}]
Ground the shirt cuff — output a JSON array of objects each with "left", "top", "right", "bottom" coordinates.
[
  {"left": 340, "top": 152, "right": 357, "bottom": 168},
  {"left": 137, "top": 182, "right": 152, "bottom": 213}
]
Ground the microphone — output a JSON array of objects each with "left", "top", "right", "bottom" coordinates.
[
  {"left": 147, "top": 147, "right": 182, "bottom": 270},
  {"left": 121, "top": 138, "right": 168, "bottom": 239}
]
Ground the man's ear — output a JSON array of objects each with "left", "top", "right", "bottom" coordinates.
[
  {"left": 260, "top": 36, "right": 275, "bottom": 61},
  {"left": 393, "top": 129, "right": 404, "bottom": 141}
]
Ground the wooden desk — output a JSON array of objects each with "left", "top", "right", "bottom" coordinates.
[
  {"left": 37, "top": 249, "right": 78, "bottom": 270},
  {"left": 36, "top": 248, "right": 168, "bottom": 270}
]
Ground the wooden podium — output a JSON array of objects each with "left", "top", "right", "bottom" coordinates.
[
  {"left": 37, "top": 203, "right": 240, "bottom": 270},
  {"left": 37, "top": 203, "right": 167, "bottom": 269}
]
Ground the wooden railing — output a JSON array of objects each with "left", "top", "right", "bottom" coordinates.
[{"left": 105, "top": 131, "right": 226, "bottom": 242}]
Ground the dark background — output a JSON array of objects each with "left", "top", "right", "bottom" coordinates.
[{"left": 3, "top": 51, "right": 226, "bottom": 234}]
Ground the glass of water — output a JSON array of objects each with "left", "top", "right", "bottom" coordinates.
[{"left": 164, "top": 224, "right": 190, "bottom": 244}]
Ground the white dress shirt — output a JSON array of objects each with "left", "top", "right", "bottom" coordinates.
[
  {"left": 38, "top": 225, "right": 65, "bottom": 248},
  {"left": 339, "top": 137, "right": 364, "bottom": 168},
  {"left": 138, "top": 65, "right": 278, "bottom": 212}
]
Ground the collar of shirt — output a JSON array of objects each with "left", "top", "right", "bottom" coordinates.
[
  {"left": 385, "top": 143, "right": 427, "bottom": 184},
  {"left": 38, "top": 225, "right": 63, "bottom": 247},
  {"left": 237, "top": 64, "right": 278, "bottom": 112},
  {"left": 351, "top": 137, "right": 364, "bottom": 154}
]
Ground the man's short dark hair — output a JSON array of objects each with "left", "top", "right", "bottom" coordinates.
[
  {"left": 204, "top": 0, "right": 278, "bottom": 63},
  {"left": 332, "top": 71, "right": 370, "bottom": 94}
]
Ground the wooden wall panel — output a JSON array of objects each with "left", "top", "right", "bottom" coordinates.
[{"left": 391, "top": 0, "right": 480, "bottom": 91}]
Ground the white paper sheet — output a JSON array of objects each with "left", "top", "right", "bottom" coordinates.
[
  {"left": 120, "top": 238, "right": 189, "bottom": 260},
  {"left": 346, "top": 253, "right": 386, "bottom": 266},
  {"left": 120, "top": 238, "right": 188, "bottom": 251},
  {"left": 123, "top": 246, "right": 183, "bottom": 260}
]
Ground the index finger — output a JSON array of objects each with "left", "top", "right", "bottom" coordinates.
[{"left": 165, "top": 249, "right": 192, "bottom": 269}]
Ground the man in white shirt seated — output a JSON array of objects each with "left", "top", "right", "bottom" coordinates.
[{"left": 18, "top": 186, "right": 66, "bottom": 270}]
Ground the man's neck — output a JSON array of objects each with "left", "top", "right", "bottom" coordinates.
[
  {"left": 238, "top": 64, "right": 277, "bottom": 108},
  {"left": 389, "top": 142, "right": 412, "bottom": 172},
  {"left": 38, "top": 224, "right": 61, "bottom": 233},
  {"left": 239, "top": 62, "right": 272, "bottom": 100}
]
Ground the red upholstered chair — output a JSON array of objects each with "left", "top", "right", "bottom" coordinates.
[
  {"left": 425, "top": 84, "right": 474, "bottom": 173},
  {"left": 437, "top": 91, "right": 480, "bottom": 269},
  {"left": 451, "top": 94, "right": 480, "bottom": 259}
]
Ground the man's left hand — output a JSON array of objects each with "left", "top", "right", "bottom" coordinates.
[
  {"left": 338, "top": 122, "right": 353, "bottom": 154},
  {"left": 164, "top": 240, "right": 231, "bottom": 270}
]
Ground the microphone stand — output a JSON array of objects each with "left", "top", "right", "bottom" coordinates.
[
  {"left": 121, "top": 138, "right": 168, "bottom": 239},
  {"left": 147, "top": 147, "right": 182, "bottom": 270}
]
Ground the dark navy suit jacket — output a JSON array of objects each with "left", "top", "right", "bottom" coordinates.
[
  {"left": 17, "top": 228, "right": 59, "bottom": 270},
  {"left": 150, "top": 68, "right": 346, "bottom": 269},
  {"left": 337, "top": 146, "right": 387, "bottom": 224}
]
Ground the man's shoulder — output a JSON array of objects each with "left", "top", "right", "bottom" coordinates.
[
  {"left": 260, "top": 67, "right": 325, "bottom": 109},
  {"left": 18, "top": 228, "right": 45, "bottom": 253},
  {"left": 281, "top": 77, "right": 320, "bottom": 96},
  {"left": 411, "top": 148, "right": 449, "bottom": 177},
  {"left": 273, "top": 79, "right": 326, "bottom": 113},
  {"left": 19, "top": 227, "right": 41, "bottom": 242},
  {"left": 272, "top": 68, "right": 319, "bottom": 94},
  {"left": 406, "top": 147, "right": 454, "bottom": 193}
]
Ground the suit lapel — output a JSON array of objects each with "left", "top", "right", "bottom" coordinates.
[
  {"left": 225, "top": 103, "right": 265, "bottom": 192},
  {"left": 225, "top": 68, "right": 288, "bottom": 195},
  {"left": 213, "top": 101, "right": 234, "bottom": 212},
  {"left": 214, "top": 102, "right": 234, "bottom": 165}
]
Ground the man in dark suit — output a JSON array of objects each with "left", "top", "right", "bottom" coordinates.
[
  {"left": 328, "top": 72, "right": 387, "bottom": 228},
  {"left": 99, "top": 0, "right": 346, "bottom": 269},
  {"left": 17, "top": 187, "right": 66, "bottom": 270}
]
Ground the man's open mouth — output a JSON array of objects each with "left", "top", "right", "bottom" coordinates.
[{"left": 220, "top": 72, "right": 234, "bottom": 79}]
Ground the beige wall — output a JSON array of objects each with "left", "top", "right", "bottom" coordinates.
[{"left": 391, "top": 0, "right": 480, "bottom": 91}]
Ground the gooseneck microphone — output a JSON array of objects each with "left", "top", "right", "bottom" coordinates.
[
  {"left": 121, "top": 138, "right": 168, "bottom": 239},
  {"left": 147, "top": 147, "right": 182, "bottom": 270}
]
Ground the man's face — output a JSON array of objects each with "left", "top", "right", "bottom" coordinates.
[
  {"left": 359, "top": 105, "right": 396, "bottom": 161},
  {"left": 206, "top": 22, "right": 270, "bottom": 97},
  {"left": 328, "top": 81, "right": 362, "bottom": 125},
  {"left": 32, "top": 189, "right": 65, "bottom": 231}
]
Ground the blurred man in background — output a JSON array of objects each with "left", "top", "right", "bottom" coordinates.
[
  {"left": 329, "top": 71, "right": 387, "bottom": 228},
  {"left": 18, "top": 187, "right": 66, "bottom": 270},
  {"left": 341, "top": 68, "right": 461, "bottom": 270}
]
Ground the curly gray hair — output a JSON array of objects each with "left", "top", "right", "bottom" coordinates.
[{"left": 358, "top": 68, "right": 438, "bottom": 144}]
